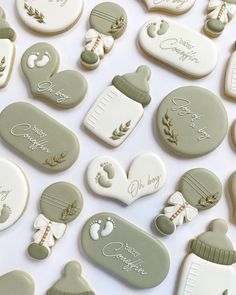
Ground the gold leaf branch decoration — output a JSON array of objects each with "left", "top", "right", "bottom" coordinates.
[
  {"left": 44, "top": 153, "right": 66, "bottom": 167},
  {"left": 162, "top": 112, "right": 178, "bottom": 145},
  {"left": 0, "top": 57, "right": 6, "bottom": 78},
  {"left": 199, "top": 193, "right": 219, "bottom": 207},
  {"left": 110, "top": 120, "right": 131, "bottom": 140},
  {"left": 109, "top": 16, "right": 125, "bottom": 33},
  {"left": 24, "top": 3, "right": 45, "bottom": 24},
  {"left": 61, "top": 201, "right": 77, "bottom": 221}
]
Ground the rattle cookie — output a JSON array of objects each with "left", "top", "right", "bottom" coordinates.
[
  {"left": 80, "top": 2, "right": 127, "bottom": 69},
  {"left": 142, "top": 0, "right": 196, "bottom": 14},
  {"left": 203, "top": 0, "right": 236, "bottom": 38},
  {"left": 16, "top": 0, "right": 84, "bottom": 35},
  {"left": 46, "top": 261, "right": 95, "bottom": 295},
  {"left": 84, "top": 66, "right": 151, "bottom": 147},
  {"left": 82, "top": 212, "right": 170, "bottom": 288},
  {"left": 21, "top": 43, "right": 87, "bottom": 109},
  {"left": 155, "top": 168, "right": 222, "bottom": 236},
  {"left": 225, "top": 41, "right": 236, "bottom": 99},
  {"left": 0, "top": 7, "right": 16, "bottom": 88},
  {"left": 177, "top": 219, "right": 236, "bottom": 295},
  {"left": 139, "top": 18, "right": 218, "bottom": 78},
  {"left": 87, "top": 153, "right": 167, "bottom": 205},
  {"left": 28, "top": 182, "right": 83, "bottom": 260}
]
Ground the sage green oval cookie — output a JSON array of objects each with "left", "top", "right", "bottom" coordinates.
[
  {"left": 0, "top": 102, "right": 79, "bottom": 171},
  {"left": 228, "top": 172, "right": 236, "bottom": 223},
  {"left": 82, "top": 212, "right": 170, "bottom": 289},
  {"left": 89, "top": 2, "right": 127, "bottom": 39},
  {"left": 156, "top": 86, "right": 228, "bottom": 157}
]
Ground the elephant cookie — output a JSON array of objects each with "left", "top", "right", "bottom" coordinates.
[
  {"left": 0, "top": 7, "right": 16, "bottom": 88},
  {"left": 82, "top": 212, "right": 170, "bottom": 288},
  {"left": 87, "top": 153, "right": 167, "bottom": 205},
  {"left": 0, "top": 158, "right": 29, "bottom": 231},
  {"left": 22, "top": 43, "right": 87, "bottom": 109},
  {"left": 46, "top": 261, "right": 95, "bottom": 295},
  {"left": 16, "top": 0, "right": 84, "bottom": 35},
  {"left": 155, "top": 168, "right": 222, "bottom": 236},
  {"left": 84, "top": 66, "right": 151, "bottom": 147},
  {"left": 28, "top": 182, "right": 83, "bottom": 260},
  {"left": 80, "top": 2, "right": 127, "bottom": 69},
  {"left": 142, "top": 0, "right": 196, "bottom": 14}
]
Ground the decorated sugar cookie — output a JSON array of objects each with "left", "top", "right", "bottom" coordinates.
[
  {"left": 203, "top": 0, "right": 236, "bottom": 38},
  {"left": 46, "top": 261, "right": 95, "bottom": 295},
  {"left": 0, "top": 270, "right": 35, "bottom": 295},
  {"left": 82, "top": 212, "right": 170, "bottom": 288},
  {"left": 156, "top": 86, "right": 228, "bottom": 157},
  {"left": 0, "top": 7, "right": 16, "bottom": 88},
  {"left": 225, "top": 41, "right": 236, "bottom": 99},
  {"left": 155, "top": 168, "right": 222, "bottom": 236},
  {"left": 228, "top": 172, "right": 236, "bottom": 223},
  {"left": 139, "top": 18, "right": 218, "bottom": 78},
  {"left": 142, "top": 0, "right": 196, "bottom": 14},
  {"left": 177, "top": 219, "right": 236, "bottom": 295},
  {"left": 84, "top": 66, "right": 151, "bottom": 147},
  {"left": 87, "top": 153, "right": 167, "bottom": 205},
  {"left": 28, "top": 182, "right": 83, "bottom": 260},
  {"left": 21, "top": 43, "right": 87, "bottom": 109},
  {"left": 80, "top": 2, "right": 127, "bottom": 69},
  {"left": 16, "top": 0, "right": 84, "bottom": 35},
  {"left": 0, "top": 102, "right": 80, "bottom": 172}
]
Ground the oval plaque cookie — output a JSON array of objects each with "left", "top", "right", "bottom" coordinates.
[
  {"left": 0, "top": 102, "right": 79, "bottom": 171},
  {"left": 142, "top": 0, "right": 196, "bottom": 14},
  {"left": 81, "top": 212, "right": 170, "bottom": 289},
  {"left": 139, "top": 18, "right": 218, "bottom": 78},
  {"left": 156, "top": 86, "right": 228, "bottom": 157}
]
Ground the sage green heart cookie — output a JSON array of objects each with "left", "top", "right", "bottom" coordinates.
[
  {"left": 0, "top": 102, "right": 79, "bottom": 172},
  {"left": 21, "top": 43, "right": 87, "bottom": 109}
]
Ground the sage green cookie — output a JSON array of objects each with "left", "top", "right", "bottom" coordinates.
[
  {"left": 0, "top": 270, "right": 35, "bottom": 295},
  {"left": 228, "top": 172, "right": 236, "bottom": 223},
  {"left": 0, "top": 102, "right": 79, "bottom": 172},
  {"left": 46, "top": 261, "right": 95, "bottom": 295},
  {"left": 89, "top": 2, "right": 127, "bottom": 39},
  {"left": 179, "top": 168, "right": 222, "bottom": 210},
  {"left": 0, "top": 7, "right": 16, "bottom": 41},
  {"left": 156, "top": 86, "right": 228, "bottom": 157},
  {"left": 21, "top": 43, "right": 87, "bottom": 109},
  {"left": 82, "top": 212, "right": 170, "bottom": 289}
]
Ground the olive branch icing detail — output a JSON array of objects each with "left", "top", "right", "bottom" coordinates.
[
  {"left": 24, "top": 3, "right": 45, "bottom": 24},
  {"left": 162, "top": 111, "right": 178, "bottom": 145},
  {"left": 198, "top": 193, "right": 219, "bottom": 208},
  {"left": 44, "top": 153, "right": 66, "bottom": 167},
  {"left": 0, "top": 57, "right": 6, "bottom": 78},
  {"left": 110, "top": 120, "right": 131, "bottom": 140},
  {"left": 61, "top": 201, "right": 77, "bottom": 221},
  {"left": 109, "top": 16, "right": 125, "bottom": 33}
]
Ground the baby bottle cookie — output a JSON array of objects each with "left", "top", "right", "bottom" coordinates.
[
  {"left": 142, "top": 0, "right": 196, "bottom": 14},
  {"left": 155, "top": 168, "right": 222, "bottom": 236},
  {"left": 22, "top": 43, "right": 87, "bottom": 109},
  {"left": 0, "top": 7, "right": 16, "bottom": 88},
  {"left": 84, "top": 66, "right": 151, "bottom": 147},
  {"left": 80, "top": 2, "right": 127, "bottom": 69},
  {"left": 28, "top": 182, "right": 83, "bottom": 260},
  {"left": 177, "top": 219, "right": 236, "bottom": 295},
  {"left": 46, "top": 261, "right": 95, "bottom": 295},
  {"left": 203, "top": 0, "right": 236, "bottom": 38}
]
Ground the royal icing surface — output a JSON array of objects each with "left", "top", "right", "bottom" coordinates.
[
  {"left": 225, "top": 42, "right": 236, "bottom": 98},
  {"left": 143, "top": 0, "right": 196, "bottom": 14},
  {"left": 228, "top": 172, "right": 236, "bottom": 224}
]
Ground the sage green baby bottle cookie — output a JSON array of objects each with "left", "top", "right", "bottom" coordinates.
[
  {"left": 47, "top": 261, "right": 95, "bottom": 295},
  {"left": 28, "top": 182, "right": 83, "bottom": 260}
]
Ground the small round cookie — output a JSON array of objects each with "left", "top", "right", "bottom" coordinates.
[
  {"left": 16, "top": 0, "right": 84, "bottom": 35},
  {"left": 156, "top": 86, "right": 228, "bottom": 157}
]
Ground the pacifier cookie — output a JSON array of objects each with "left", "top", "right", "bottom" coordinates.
[
  {"left": 0, "top": 158, "right": 29, "bottom": 231},
  {"left": 87, "top": 153, "right": 167, "bottom": 205},
  {"left": 139, "top": 18, "right": 218, "bottom": 78},
  {"left": 28, "top": 182, "right": 83, "bottom": 260},
  {"left": 80, "top": 2, "right": 127, "bottom": 69},
  {"left": 82, "top": 212, "right": 170, "bottom": 288},
  {"left": 16, "top": 0, "right": 84, "bottom": 35},
  {"left": 156, "top": 86, "right": 228, "bottom": 157},
  {"left": 22, "top": 43, "right": 87, "bottom": 109},
  {"left": 0, "top": 102, "right": 80, "bottom": 172},
  {"left": 155, "top": 168, "right": 222, "bottom": 236},
  {"left": 142, "top": 0, "right": 196, "bottom": 14},
  {"left": 84, "top": 66, "right": 151, "bottom": 147},
  {"left": 177, "top": 219, "right": 236, "bottom": 295}
]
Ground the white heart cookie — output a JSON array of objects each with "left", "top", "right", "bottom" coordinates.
[
  {"left": 87, "top": 153, "right": 167, "bottom": 205},
  {"left": 143, "top": 0, "right": 196, "bottom": 14},
  {"left": 0, "top": 39, "right": 15, "bottom": 88}
]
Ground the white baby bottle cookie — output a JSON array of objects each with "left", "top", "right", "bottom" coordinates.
[
  {"left": 177, "top": 219, "right": 236, "bottom": 295},
  {"left": 142, "top": 0, "right": 196, "bottom": 14},
  {"left": 84, "top": 66, "right": 151, "bottom": 147}
]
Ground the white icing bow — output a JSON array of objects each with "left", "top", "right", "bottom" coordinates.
[{"left": 208, "top": 0, "right": 236, "bottom": 23}]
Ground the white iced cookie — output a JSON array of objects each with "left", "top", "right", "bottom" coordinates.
[
  {"left": 0, "top": 159, "right": 29, "bottom": 231},
  {"left": 16, "top": 0, "right": 84, "bottom": 34},
  {"left": 143, "top": 0, "right": 196, "bottom": 14},
  {"left": 138, "top": 18, "right": 218, "bottom": 78},
  {"left": 87, "top": 153, "right": 167, "bottom": 205},
  {"left": 225, "top": 41, "right": 236, "bottom": 99}
]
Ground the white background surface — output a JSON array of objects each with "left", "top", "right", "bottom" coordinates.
[{"left": 0, "top": 1, "right": 236, "bottom": 294}]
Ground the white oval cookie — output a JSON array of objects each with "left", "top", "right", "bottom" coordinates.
[
  {"left": 0, "top": 159, "right": 29, "bottom": 231},
  {"left": 143, "top": 0, "right": 196, "bottom": 14},
  {"left": 138, "top": 18, "right": 218, "bottom": 78},
  {"left": 16, "top": 0, "right": 84, "bottom": 34}
]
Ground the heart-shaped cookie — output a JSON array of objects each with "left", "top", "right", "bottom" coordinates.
[
  {"left": 21, "top": 42, "right": 87, "bottom": 109},
  {"left": 87, "top": 153, "right": 167, "bottom": 205}
]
